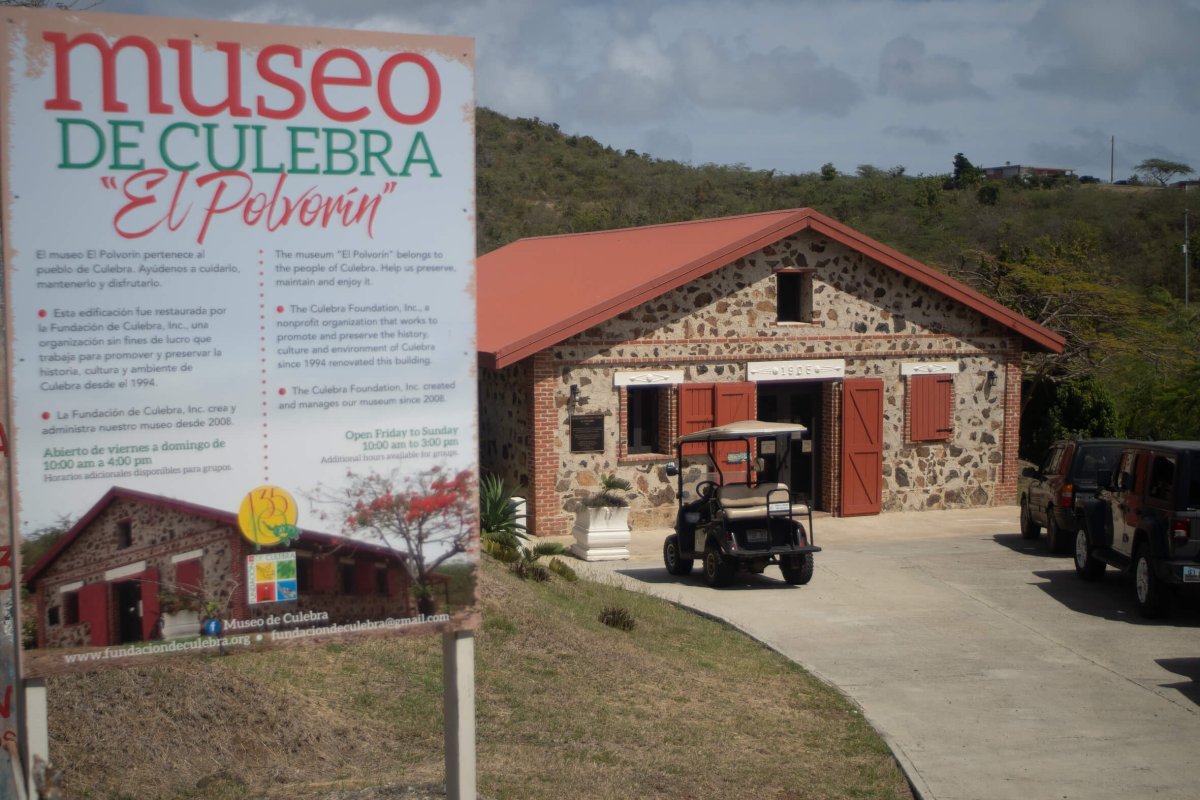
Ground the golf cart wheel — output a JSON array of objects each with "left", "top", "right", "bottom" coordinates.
[
  {"left": 703, "top": 542, "right": 735, "bottom": 588},
  {"left": 780, "top": 553, "right": 814, "bottom": 585},
  {"left": 663, "top": 534, "right": 694, "bottom": 576}
]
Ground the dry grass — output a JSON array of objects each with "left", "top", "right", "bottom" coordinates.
[{"left": 46, "top": 558, "right": 911, "bottom": 800}]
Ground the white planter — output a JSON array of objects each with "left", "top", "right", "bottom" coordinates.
[
  {"left": 160, "top": 610, "right": 200, "bottom": 639},
  {"left": 570, "top": 506, "right": 631, "bottom": 561}
]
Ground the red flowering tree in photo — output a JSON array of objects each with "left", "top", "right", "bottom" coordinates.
[{"left": 317, "top": 467, "right": 475, "bottom": 610}]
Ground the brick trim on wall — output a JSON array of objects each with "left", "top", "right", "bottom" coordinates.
[
  {"left": 824, "top": 381, "right": 841, "bottom": 515},
  {"left": 997, "top": 342, "right": 1024, "bottom": 503},
  {"left": 529, "top": 351, "right": 570, "bottom": 536}
]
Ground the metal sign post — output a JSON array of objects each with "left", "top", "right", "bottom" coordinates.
[{"left": 442, "top": 631, "right": 476, "bottom": 800}]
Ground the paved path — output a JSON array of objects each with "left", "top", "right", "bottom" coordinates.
[{"left": 563, "top": 507, "right": 1200, "bottom": 800}]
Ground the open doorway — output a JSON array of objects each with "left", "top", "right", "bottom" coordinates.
[
  {"left": 757, "top": 382, "right": 825, "bottom": 510},
  {"left": 115, "top": 581, "right": 143, "bottom": 644}
]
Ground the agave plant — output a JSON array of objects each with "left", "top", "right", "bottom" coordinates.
[
  {"left": 478, "top": 473, "right": 578, "bottom": 582},
  {"left": 479, "top": 474, "right": 527, "bottom": 560}
]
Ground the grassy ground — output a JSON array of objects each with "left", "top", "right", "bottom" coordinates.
[{"left": 46, "top": 557, "right": 911, "bottom": 800}]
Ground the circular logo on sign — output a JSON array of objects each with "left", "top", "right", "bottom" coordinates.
[{"left": 237, "top": 485, "right": 300, "bottom": 547}]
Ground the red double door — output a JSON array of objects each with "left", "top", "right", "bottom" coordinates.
[{"left": 678, "top": 379, "right": 884, "bottom": 516}]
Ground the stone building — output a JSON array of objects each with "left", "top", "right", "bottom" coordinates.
[
  {"left": 23, "top": 486, "right": 412, "bottom": 649},
  {"left": 477, "top": 208, "right": 1064, "bottom": 536}
]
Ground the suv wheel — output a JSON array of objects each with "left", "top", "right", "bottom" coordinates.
[
  {"left": 780, "top": 553, "right": 814, "bottom": 585},
  {"left": 1133, "top": 547, "right": 1168, "bottom": 619},
  {"left": 703, "top": 542, "right": 735, "bottom": 588},
  {"left": 1020, "top": 501, "right": 1041, "bottom": 540},
  {"left": 1073, "top": 528, "right": 1105, "bottom": 581},
  {"left": 1046, "top": 515, "right": 1069, "bottom": 554},
  {"left": 663, "top": 534, "right": 694, "bottom": 576}
]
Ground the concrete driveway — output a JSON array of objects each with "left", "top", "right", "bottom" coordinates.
[{"left": 567, "top": 507, "right": 1200, "bottom": 800}]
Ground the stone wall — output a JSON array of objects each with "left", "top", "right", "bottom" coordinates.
[
  {"left": 479, "top": 360, "right": 532, "bottom": 493},
  {"left": 503, "top": 229, "right": 1026, "bottom": 535}
]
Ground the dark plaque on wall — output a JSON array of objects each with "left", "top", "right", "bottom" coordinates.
[{"left": 570, "top": 414, "right": 605, "bottom": 452}]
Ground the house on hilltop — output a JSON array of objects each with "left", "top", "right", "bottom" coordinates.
[
  {"left": 983, "top": 164, "right": 1076, "bottom": 181},
  {"left": 477, "top": 208, "right": 1064, "bottom": 537},
  {"left": 23, "top": 486, "right": 413, "bottom": 649}
]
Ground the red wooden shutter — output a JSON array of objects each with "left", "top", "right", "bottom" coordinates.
[
  {"left": 910, "top": 375, "right": 953, "bottom": 441},
  {"left": 714, "top": 383, "right": 755, "bottom": 482},
  {"left": 175, "top": 559, "right": 203, "bottom": 594},
  {"left": 386, "top": 566, "right": 403, "bottom": 597},
  {"left": 841, "top": 379, "right": 883, "bottom": 516},
  {"left": 312, "top": 556, "right": 337, "bottom": 593},
  {"left": 714, "top": 383, "right": 754, "bottom": 425},
  {"left": 679, "top": 383, "right": 716, "bottom": 455},
  {"left": 78, "top": 581, "right": 110, "bottom": 646},
  {"left": 353, "top": 560, "right": 375, "bottom": 595}
]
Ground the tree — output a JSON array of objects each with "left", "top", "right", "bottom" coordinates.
[
  {"left": 819, "top": 162, "right": 839, "bottom": 181},
  {"left": 20, "top": 514, "right": 74, "bottom": 569},
  {"left": 1020, "top": 374, "right": 1119, "bottom": 459},
  {"left": 1133, "top": 158, "right": 1193, "bottom": 187},
  {"left": 313, "top": 467, "right": 474, "bottom": 607},
  {"left": 950, "top": 153, "right": 983, "bottom": 189}
]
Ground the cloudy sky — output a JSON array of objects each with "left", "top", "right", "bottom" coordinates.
[{"left": 97, "top": 0, "right": 1200, "bottom": 180}]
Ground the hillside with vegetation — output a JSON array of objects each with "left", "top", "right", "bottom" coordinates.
[
  {"left": 477, "top": 109, "right": 1200, "bottom": 455},
  {"left": 46, "top": 557, "right": 909, "bottom": 800}
]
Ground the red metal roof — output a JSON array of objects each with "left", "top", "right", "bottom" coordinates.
[
  {"left": 22, "top": 486, "right": 405, "bottom": 587},
  {"left": 477, "top": 208, "right": 1065, "bottom": 369}
]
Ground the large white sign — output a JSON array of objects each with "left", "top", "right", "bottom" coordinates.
[{"left": 2, "top": 9, "right": 477, "bottom": 674}]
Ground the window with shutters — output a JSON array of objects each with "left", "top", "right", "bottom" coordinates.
[
  {"left": 621, "top": 385, "right": 672, "bottom": 458},
  {"left": 776, "top": 269, "right": 814, "bottom": 323},
  {"left": 62, "top": 591, "right": 80, "bottom": 625},
  {"left": 909, "top": 374, "right": 954, "bottom": 441}
]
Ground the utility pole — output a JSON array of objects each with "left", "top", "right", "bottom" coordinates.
[
  {"left": 1110, "top": 135, "right": 1115, "bottom": 184},
  {"left": 1185, "top": 207, "right": 1191, "bottom": 307}
]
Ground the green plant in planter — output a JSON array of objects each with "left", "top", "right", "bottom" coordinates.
[
  {"left": 583, "top": 473, "right": 633, "bottom": 508},
  {"left": 157, "top": 588, "right": 201, "bottom": 614}
]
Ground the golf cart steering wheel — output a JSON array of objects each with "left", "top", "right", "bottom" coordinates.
[{"left": 695, "top": 481, "right": 720, "bottom": 500}]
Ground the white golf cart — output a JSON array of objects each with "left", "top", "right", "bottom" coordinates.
[{"left": 663, "top": 420, "right": 820, "bottom": 587}]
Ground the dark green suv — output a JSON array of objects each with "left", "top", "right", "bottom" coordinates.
[{"left": 1077, "top": 441, "right": 1200, "bottom": 617}]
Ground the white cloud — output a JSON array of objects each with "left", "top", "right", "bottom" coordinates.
[
  {"left": 878, "top": 35, "right": 988, "bottom": 103},
  {"left": 74, "top": 0, "right": 1200, "bottom": 178},
  {"left": 670, "top": 30, "right": 863, "bottom": 115},
  {"left": 1017, "top": 0, "right": 1200, "bottom": 110},
  {"left": 883, "top": 125, "right": 950, "bottom": 147}
]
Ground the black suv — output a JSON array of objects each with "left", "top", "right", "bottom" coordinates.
[
  {"left": 1076, "top": 441, "right": 1200, "bottom": 617},
  {"left": 1021, "top": 439, "right": 1134, "bottom": 553}
]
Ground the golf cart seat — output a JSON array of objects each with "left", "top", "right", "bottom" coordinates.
[{"left": 717, "top": 483, "right": 799, "bottom": 521}]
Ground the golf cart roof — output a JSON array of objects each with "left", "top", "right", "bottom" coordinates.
[{"left": 676, "top": 420, "right": 808, "bottom": 444}]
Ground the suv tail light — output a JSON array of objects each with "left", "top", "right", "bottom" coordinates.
[
  {"left": 1058, "top": 483, "right": 1074, "bottom": 509},
  {"left": 1171, "top": 519, "right": 1191, "bottom": 543}
]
